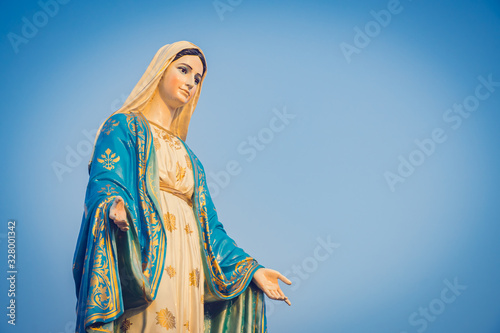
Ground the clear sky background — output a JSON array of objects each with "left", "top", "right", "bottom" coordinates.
[{"left": 1, "top": 0, "right": 500, "bottom": 332}]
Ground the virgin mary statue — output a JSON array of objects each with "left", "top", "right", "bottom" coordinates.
[{"left": 72, "top": 41, "right": 291, "bottom": 333}]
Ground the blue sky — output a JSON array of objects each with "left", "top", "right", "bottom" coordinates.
[{"left": 1, "top": 0, "right": 500, "bottom": 332}]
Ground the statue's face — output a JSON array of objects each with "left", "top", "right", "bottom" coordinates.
[{"left": 158, "top": 55, "right": 204, "bottom": 109}]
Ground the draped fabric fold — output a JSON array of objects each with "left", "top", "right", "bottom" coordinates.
[
  {"left": 73, "top": 112, "right": 165, "bottom": 332},
  {"left": 73, "top": 112, "right": 267, "bottom": 333},
  {"left": 204, "top": 283, "right": 267, "bottom": 333}
]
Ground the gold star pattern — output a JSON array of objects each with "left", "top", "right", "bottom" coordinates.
[
  {"left": 176, "top": 161, "right": 186, "bottom": 182},
  {"left": 189, "top": 268, "right": 200, "bottom": 288},
  {"left": 163, "top": 212, "right": 176, "bottom": 232},
  {"left": 156, "top": 307, "right": 176, "bottom": 330},
  {"left": 184, "top": 321, "right": 190, "bottom": 332},
  {"left": 184, "top": 224, "right": 193, "bottom": 235},
  {"left": 165, "top": 265, "right": 176, "bottom": 278}
]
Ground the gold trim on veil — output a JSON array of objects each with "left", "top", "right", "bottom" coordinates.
[{"left": 88, "top": 40, "right": 207, "bottom": 167}]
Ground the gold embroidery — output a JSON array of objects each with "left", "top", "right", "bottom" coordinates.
[
  {"left": 165, "top": 265, "right": 176, "bottom": 278},
  {"left": 86, "top": 197, "right": 121, "bottom": 325},
  {"left": 120, "top": 318, "right": 132, "bottom": 332},
  {"left": 152, "top": 126, "right": 163, "bottom": 140},
  {"left": 166, "top": 135, "right": 181, "bottom": 150},
  {"left": 97, "top": 185, "right": 118, "bottom": 196},
  {"left": 163, "top": 212, "right": 176, "bottom": 232},
  {"left": 176, "top": 162, "right": 186, "bottom": 182},
  {"left": 184, "top": 321, "right": 190, "bottom": 331},
  {"left": 201, "top": 294, "right": 204, "bottom": 303},
  {"left": 153, "top": 137, "right": 161, "bottom": 151},
  {"left": 101, "top": 118, "right": 120, "bottom": 135},
  {"left": 153, "top": 126, "right": 181, "bottom": 150},
  {"left": 131, "top": 112, "right": 166, "bottom": 296},
  {"left": 184, "top": 224, "right": 193, "bottom": 235},
  {"left": 97, "top": 148, "right": 120, "bottom": 171},
  {"left": 156, "top": 308, "right": 176, "bottom": 330},
  {"left": 89, "top": 325, "right": 112, "bottom": 332},
  {"left": 152, "top": 126, "right": 165, "bottom": 139},
  {"left": 96, "top": 285, "right": 108, "bottom": 303},
  {"left": 189, "top": 268, "right": 200, "bottom": 287}
]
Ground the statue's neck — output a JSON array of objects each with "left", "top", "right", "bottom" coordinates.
[{"left": 142, "top": 90, "right": 178, "bottom": 131}]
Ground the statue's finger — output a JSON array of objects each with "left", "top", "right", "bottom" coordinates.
[
  {"left": 116, "top": 221, "right": 128, "bottom": 228},
  {"left": 278, "top": 273, "right": 292, "bottom": 285},
  {"left": 270, "top": 290, "right": 281, "bottom": 300},
  {"left": 118, "top": 223, "right": 129, "bottom": 231},
  {"left": 264, "top": 290, "right": 274, "bottom": 300},
  {"left": 277, "top": 288, "right": 286, "bottom": 300}
]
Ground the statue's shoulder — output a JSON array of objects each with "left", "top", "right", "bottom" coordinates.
[
  {"left": 108, "top": 111, "right": 145, "bottom": 126},
  {"left": 101, "top": 112, "right": 150, "bottom": 136}
]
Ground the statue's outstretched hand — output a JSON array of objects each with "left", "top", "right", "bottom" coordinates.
[
  {"left": 109, "top": 196, "right": 129, "bottom": 231},
  {"left": 252, "top": 268, "right": 292, "bottom": 306}
]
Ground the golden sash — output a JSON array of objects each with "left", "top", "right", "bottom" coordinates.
[{"left": 159, "top": 181, "right": 193, "bottom": 207}]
